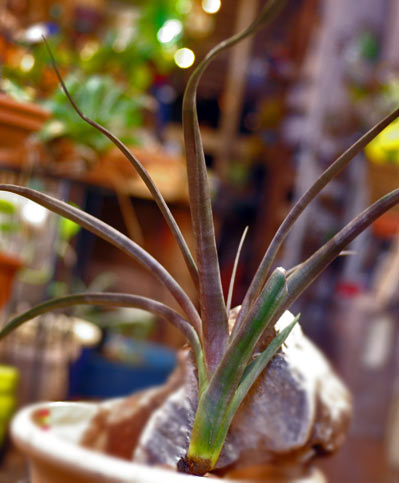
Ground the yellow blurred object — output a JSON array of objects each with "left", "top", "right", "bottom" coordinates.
[
  {"left": 365, "top": 119, "right": 399, "bottom": 165},
  {"left": 0, "top": 394, "right": 16, "bottom": 418},
  {"left": 0, "top": 365, "right": 19, "bottom": 394},
  {"left": 366, "top": 119, "right": 399, "bottom": 234},
  {"left": 0, "top": 365, "right": 19, "bottom": 445}
]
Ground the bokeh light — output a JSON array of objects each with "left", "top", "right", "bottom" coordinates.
[
  {"left": 157, "top": 19, "right": 183, "bottom": 44},
  {"left": 174, "top": 48, "right": 195, "bottom": 68},
  {"left": 21, "top": 200, "right": 48, "bottom": 228},
  {"left": 202, "top": 0, "right": 221, "bottom": 14},
  {"left": 20, "top": 54, "right": 35, "bottom": 72}
]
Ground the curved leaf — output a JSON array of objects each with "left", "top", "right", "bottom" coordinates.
[
  {"left": 226, "top": 226, "right": 248, "bottom": 314},
  {"left": 235, "top": 106, "right": 399, "bottom": 335},
  {"left": 285, "top": 189, "right": 399, "bottom": 306},
  {"left": 43, "top": 37, "right": 199, "bottom": 288},
  {"left": 0, "top": 292, "right": 193, "bottom": 345},
  {"left": 0, "top": 184, "right": 201, "bottom": 335},
  {"left": 0, "top": 292, "right": 207, "bottom": 391},
  {"left": 256, "top": 189, "right": 399, "bottom": 341}
]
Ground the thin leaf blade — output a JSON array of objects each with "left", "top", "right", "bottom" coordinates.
[
  {"left": 258, "top": 189, "right": 399, "bottom": 342},
  {"left": 0, "top": 185, "right": 201, "bottom": 333},
  {"left": 235, "top": 106, "right": 399, "bottom": 334},
  {"left": 286, "top": 189, "right": 399, "bottom": 306},
  {"left": 43, "top": 37, "right": 199, "bottom": 288},
  {"left": 238, "top": 314, "right": 300, "bottom": 398},
  {"left": 0, "top": 292, "right": 207, "bottom": 391},
  {"left": 183, "top": 104, "right": 228, "bottom": 371},
  {"left": 0, "top": 292, "right": 191, "bottom": 341},
  {"left": 227, "top": 226, "right": 248, "bottom": 314}
]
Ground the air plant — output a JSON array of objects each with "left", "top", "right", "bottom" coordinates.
[{"left": 0, "top": 0, "right": 398, "bottom": 477}]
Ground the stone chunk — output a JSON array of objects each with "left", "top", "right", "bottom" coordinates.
[{"left": 133, "top": 311, "right": 352, "bottom": 471}]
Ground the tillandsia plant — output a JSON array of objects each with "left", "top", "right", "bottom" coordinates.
[{"left": 0, "top": 0, "right": 398, "bottom": 476}]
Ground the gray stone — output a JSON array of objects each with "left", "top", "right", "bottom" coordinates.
[{"left": 133, "top": 311, "right": 352, "bottom": 470}]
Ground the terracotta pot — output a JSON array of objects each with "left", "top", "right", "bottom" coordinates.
[
  {"left": 0, "top": 252, "right": 23, "bottom": 309},
  {"left": 367, "top": 161, "right": 399, "bottom": 213},
  {"left": 367, "top": 162, "right": 399, "bottom": 237},
  {"left": 0, "top": 94, "right": 50, "bottom": 170},
  {"left": 11, "top": 401, "right": 326, "bottom": 483},
  {"left": 0, "top": 94, "right": 50, "bottom": 149}
]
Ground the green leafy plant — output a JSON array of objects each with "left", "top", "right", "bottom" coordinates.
[
  {"left": 0, "top": 199, "right": 18, "bottom": 240},
  {"left": 40, "top": 73, "right": 144, "bottom": 153},
  {"left": 0, "top": 0, "right": 398, "bottom": 476},
  {"left": 3, "top": 0, "right": 189, "bottom": 91}
]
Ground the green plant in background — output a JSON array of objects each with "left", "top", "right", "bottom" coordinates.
[
  {"left": 40, "top": 73, "right": 145, "bottom": 153},
  {"left": 0, "top": 199, "right": 19, "bottom": 246},
  {"left": 0, "top": 0, "right": 398, "bottom": 476},
  {"left": 1, "top": 0, "right": 192, "bottom": 154},
  {"left": 134, "top": 0, "right": 191, "bottom": 71},
  {"left": 3, "top": 0, "right": 190, "bottom": 88}
]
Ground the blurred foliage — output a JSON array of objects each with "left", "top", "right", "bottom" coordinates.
[
  {"left": 59, "top": 209, "right": 80, "bottom": 243},
  {"left": 40, "top": 73, "right": 145, "bottom": 152},
  {"left": 0, "top": 199, "right": 17, "bottom": 216},
  {"left": 3, "top": 1, "right": 190, "bottom": 91},
  {"left": 2, "top": 0, "right": 192, "bottom": 152},
  {"left": 0, "top": 198, "right": 18, "bottom": 237}
]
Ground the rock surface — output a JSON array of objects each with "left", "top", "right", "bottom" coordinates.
[
  {"left": 82, "top": 311, "right": 352, "bottom": 473},
  {"left": 133, "top": 311, "right": 351, "bottom": 470}
]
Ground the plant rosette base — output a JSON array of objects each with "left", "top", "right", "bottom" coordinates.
[{"left": 11, "top": 401, "right": 326, "bottom": 483}]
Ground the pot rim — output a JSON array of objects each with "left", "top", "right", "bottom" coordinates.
[{"left": 11, "top": 401, "right": 203, "bottom": 482}]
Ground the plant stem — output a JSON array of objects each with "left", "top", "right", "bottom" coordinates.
[
  {"left": 186, "top": 315, "right": 299, "bottom": 474},
  {"left": 184, "top": 268, "right": 287, "bottom": 474},
  {"left": 183, "top": 0, "right": 287, "bottom": 374}
]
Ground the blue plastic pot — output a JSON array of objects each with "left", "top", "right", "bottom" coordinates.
[{"left": 68, "top": 340, "right": 176, "bottom": 399}]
